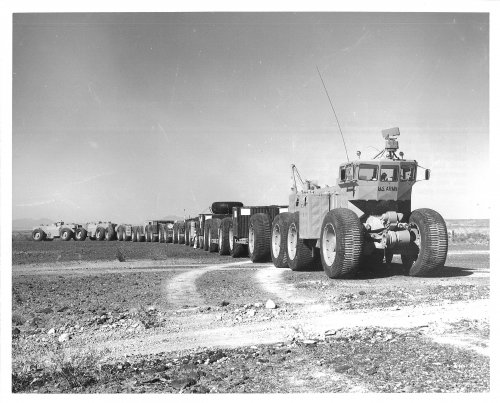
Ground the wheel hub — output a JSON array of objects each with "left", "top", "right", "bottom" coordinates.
[
  {"left": 322, "top": 223, "right": 337, "bottom": 266},
  {"left": 287, "top": 223, "right": 297, "bottom": 260},
  {"left": 272, "top": 224, "right": 281, "bottom": 258}
]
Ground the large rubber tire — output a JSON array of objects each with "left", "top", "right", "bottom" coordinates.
[
  {"left": 203, "top": 220, "right": 211, "bottom": 251},
  {"left": 105, "top": 225, "right": 116, "bottom": 241},
  {"left": 248, "top": 213, "right": 272, "bottom": 263},
  {"left": 75, "top": 228, "right": 87, "bottom": 241},
  {"left": 185, "top": 225, "right": 190, "bottom": 246},
  {"left": 172, "top": 223, "right": 178, "bottom": 244},
  {"left": 401, "top": 208, "right": 448, "bottom": 276},
  {"left": 136, "top": 228, "right": 145, "bottom": 242},
  {"left": 61, "top": 228, "right": 74, "bottom": 241},
  {"left": 229, "top": 224, "right": 247, "bottom": 258},
  {"left": 131, "top": 228, "right": 137, "bottom": 242},
  {"left": 218, "top": 217, "right": 232, "bottom": 256},
  {"left": 32, "top": 229, "right": 46, "bottom": 242},
  {"left": 116, "top": 226, "right": 124, "bottom": 241},
  {"left": 271, "top": 212, "right": 292, "bottom": 268},
  {"left": 287, "top": 212, "right": 317, "bottom": 271},
  {"left": 209, "top": 218, "right": 221, "bottom": 253},
  {"left": 320, "top": 208, "right": 364, "bottom": 279},
  {"left": 95, "top": 227, "right": 106, "bottom": 241},
  {"left": 158, "top": 225, "right": 165, "bottom": 243},
  {"left": 166, "top": 225, "right": 173, "bottom": 243}
]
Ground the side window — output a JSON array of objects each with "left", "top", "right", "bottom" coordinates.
[
  {"left": 400, "top": 165, "right": 415, "bottom": 181},
  {"left": 380, "top": 165, "right": 399, "bottom": 182},
  {"left": 358, "top": 164, "right": 378, "bottom": 181},
  {"left": 345, "top": 164, "right": 353, "bottom": 181},
  {"left": 340, "top": 166, "right": 346, "bottom": 182}
]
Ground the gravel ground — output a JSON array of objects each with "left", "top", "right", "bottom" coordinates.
[{"left": 11, "top": 238, "right": 490, "bottom": 393}]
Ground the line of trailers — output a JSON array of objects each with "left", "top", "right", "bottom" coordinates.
[
  {"left": 31, "top": 129, "right": 450, "bottom": 279},
  {"left": 31, "top": 201, "right": 289, "bottom": 263}
]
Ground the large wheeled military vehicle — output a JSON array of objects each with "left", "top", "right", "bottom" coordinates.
[
  {"left": 201, "top": 201, "right": 244, "bottom": 252},
  {"left": 32, "top": 221, "right": 83, "bottom": 241},
  {"left": 74, "top": 222, "right": 117, "bottom": 241},
  {"left": 172, "top": 220, "right": 186, "bottom": 244},
  {"left": 217, "top": 205, "right": 288, "bottom": 261},
  {"left": 271, "top": 128, "right": 448, "bottom": 278},
  {"left": 158, "top": 221, "right": 175, "bottom": 243}
]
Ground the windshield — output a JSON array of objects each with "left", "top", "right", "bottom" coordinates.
[
  {"left": 380, "top": 165, "right": 398, "bottom": 182},
  {"left": 358, "top": 164, "right": 378, "bottom": 181},
  {"left": 400, "top": 164, "right": 415, "bottom": 181}
]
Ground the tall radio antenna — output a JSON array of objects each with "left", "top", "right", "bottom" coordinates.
[{"left": 316, "top": 66, "right": 349, "bottom": 162}]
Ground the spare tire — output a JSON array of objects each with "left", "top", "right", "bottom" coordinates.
[{"left": 211, "top": 201, "right": 243, "bottom": 215}]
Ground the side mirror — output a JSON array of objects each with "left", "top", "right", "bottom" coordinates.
[{"left": 425, "top": 169, "right": 431, "bottom": 180}]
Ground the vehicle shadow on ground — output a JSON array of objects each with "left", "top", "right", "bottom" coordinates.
[{"left": 355, "top": 264, "right": 476, "bottom": 279}]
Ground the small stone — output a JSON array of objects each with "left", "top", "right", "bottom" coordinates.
[
  {"left": 265, "top": 300, "right": 277, "bottom": 309},
  {"left": 58, "top": 333, "right": 70, "bottom": 343},
  {"left": 47, "top": 328, "right": 55, "bottom": 335},
  {"left": 359, "top": 291, "right": 366, "bottom": 295},
  {"left": 221, "top": 301, "right": 230, "bottom": 307},
  {"left": 12, "top": 327, "right": 21, "bottom": 336},
  {"left": 302, "top": 339, "right": 317, "bottom": 346}
]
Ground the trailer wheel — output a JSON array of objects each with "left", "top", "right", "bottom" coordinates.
[
  {"left": 135, "top": 228, "right": 143, "bottom": 242},
  {"left": 184, "top": 224, "right": 190, "bottom": 246},
  {"left": 116, "top": 226, "right": 123, "bottom": 241},
  {"left": 95, "top": 227, "right": 106, "bottom": 241},
  {"left": 270, "top": 213, "right": 292, "bottom": 268},
  {"left": 32, "top": 229, "right": 46, "bottom": 241},
  {"left": 287, "top": 212, "right": 318, "bottom": 271},
  {"left": 203, "top": 220, "right": 211, "bottom": 251},
  {"left": 61, "top": 228, "right": 74, "bottom": 241},
  {"left": 209, "top": 218, "right": 221, "bottom": 252},
  {"left": 75, "top": 228, "right": 87, "bottom": 241},
  {"left": 248, "top": 213, "right": 271, "bottom": 263},
  {"left": 401, "top": 208, "right": 448, "bottom": 276},
  {"left": 158, "top": 225, "right": 164, "bottom": 243},
  {"left": 229, "top": 225, "right": 247, "bottom": 258},
  {"left": 218, "top": 217, "right": 232, "bottom": 255},
  {"left": 105, "top": 225, "right": 116, "bottom": 241},
  {"left": 320, "top": 208, "right": 364, "bottom": 279}
]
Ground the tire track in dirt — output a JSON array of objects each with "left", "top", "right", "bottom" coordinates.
[
  {"left": 100, "top": 299, "right": 489, "bottom": 358},
  {"left": 165, "top": 261, "right": 250, "bottom": 308},
  {"left": 255, "top": 265, "right": 316, "bottom": 304}
]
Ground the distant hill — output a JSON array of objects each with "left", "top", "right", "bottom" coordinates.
[{"left": 13, "top": 218, "right": 53, "bottom": 231}]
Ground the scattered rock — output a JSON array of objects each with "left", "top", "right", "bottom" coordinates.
[
  {"left": 335, "top": 365, "right": 352, "bottom": 373},
  {"left": 47, "top": 328, "right": 55, "bottom": 335},
  {"left": 57, "top": 306, "right": 70, "bottom": 312},
  {"left": 221, "top": 301, "right": 230, "bottom": 307},
  {"left": 12, "top": 327, "right": 21, "bottom": 337},
  {"left": 359, "top": 291, "right": 366, "bottom": 295},
  {"left": 265, "top": 300, "right": 277, "bottom": 309},
  {"left": 58, "top": 333, "right": 70, "bottom": 343},
  {"left": 170, "top": 377, "right": 197, "bottom": 390}
]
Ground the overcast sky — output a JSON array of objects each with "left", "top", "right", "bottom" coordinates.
[{"left": 12, "top": 12, "right": 489, "bottom": 222}]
